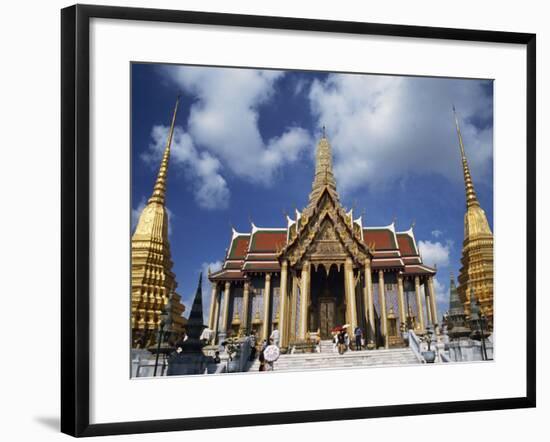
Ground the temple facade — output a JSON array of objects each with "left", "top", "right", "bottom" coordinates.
[
  {"left": 131, "top": 97, "right": 186, "bottom": 347},
  {"left": 208, "top": 133, "right": 439, "bottom": 351},
  {"left": 453, "top": 108, "right": 494, "bottom": 327}
]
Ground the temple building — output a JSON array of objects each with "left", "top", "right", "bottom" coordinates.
[
  {"left": 208, "top": 132, "right": 440, "bottom": 351},
  {"left": 453, "top": 108, "right": 494, "bottom": 328},
  {"left": 131, "top": 97, "right": 186, "bottom": 347}
]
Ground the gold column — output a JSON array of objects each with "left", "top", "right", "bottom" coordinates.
[
  {"left": 414, "top": 275, "right": 425, "bottom": 332},
  {"left": 378, "top": 270, "right": 389, "bottom": 349},
  {"left": 211, "top": 287, "right": 220, "bottom": 340},
  {"left": 240, "top": 281, "right": 251, "bottom": 335},
  {"left": 279, "top": 260, "right": 289, "bottom": 348},
  {"left": 397, "top": 273, "right": 406, "bottom": 328},
  {"left": 290, "top": 274, "right": 299, "bottom": 341},
  {"left": 344, "top": 257, "right": 358, "bottom": 331},
  {"left": 220, "top": 281, "right": 231, "bottom": 334},
  {"left": 428, "top": 276, "right": 439, "bottom": 327},
  {"left": 262, "top": 273, "right": 272, "bottom": 341},
  {"left": 208, "top": 282, "right": 218, "bottom": 329},
  {"left": 424, "top": 281, "right": 433, "bottom": 325},
  {"left": 298, "top": 260, "right": 311, "bottom": 340},
  {"left": 364, "top": 258, "right": 375, "bottom": 348}
]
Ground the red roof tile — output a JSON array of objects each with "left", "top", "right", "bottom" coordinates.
[
  {"left": 397, "top": 233, "right": 417, "bottom": 256},
  {"left": 228, "top": 235, "right": 250, "bottom": 259},
  {"left": 249, "top": 230, "right": 287, "bottom": 252},
  {"left": 363, "top": 228, "right": 398, "bottom": 250}
]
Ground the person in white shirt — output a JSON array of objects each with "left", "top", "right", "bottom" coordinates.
[{"left": 270, "top": 328, "right": 280, "bottom": 347}]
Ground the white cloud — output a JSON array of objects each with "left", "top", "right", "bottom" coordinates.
[
  {"left": 308, "top": 74, "right": 493, "bottom": 193},
  {"left": 418, "top": 240, "right": 451, "bottom": 268},
  {"left": 131, "top": 196, "right": 174, "bottom": 236},
  {"left": 431, "top": 229, "right": 443, "bottom": 238},
  {"left": 294, "top": 78, "right": 308, "bottom": 96},
  {"left": 200, "top": 261, "right": 223, "bottom": 323},
  {"left": 145, "top": 125, "right": 230, "bottom": 210},
  {"left": 201, "top": 260, "right": 223, "bottom": 280},
  {"left": 433, "top": 277, "right": 448, "bottom": 304},
  {"left": 160, "top": 66, "right": 313, "bottom": 186},
  {"left": 432, "top": 277, "right": 450, "bottom": 322}
]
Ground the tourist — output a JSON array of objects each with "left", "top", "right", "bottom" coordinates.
[
  {"left": 249, "top": 332, "right": 257, "bottom": 361},
  {"left": 354, "top": 326, "right": 363, "bottom": 350},
  {"left": 270, "top": 328, "right": 280, "bottom": 347},
  {"left": 214, "top": 351, "right": 221, "bottom": 364},
  {"left": 337, "top": 330, "right": 347, "bottom": 355},
  {"left": 258, "top": 348, "right": 266, "bottom": 371},
  {"left": 200, "top": 327, "right": 213, "bottom": 344},
  {"left": 344, "top": 327, "right": 350, "bottom": 350}
]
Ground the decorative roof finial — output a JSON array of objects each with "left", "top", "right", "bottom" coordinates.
[
  {"left": 149, "top": 95, "right": 180, "bottom": 204},
  {"left": 453, "top": 106, "right": 480, "bottom": 209},
  {"left": 308, "top": 125, "right": 338, "bottom": 206},
  {"left": 149, "top": 95, "right": 180, "bottom": 205},
  {"left": 322, "top": 125, "right": 326, "bottom": 138}
]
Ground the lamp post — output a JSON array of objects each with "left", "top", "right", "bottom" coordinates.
[
  {"left": 421, "top": 323, "right": 436, "bottom": 363},
  {"left": 479, "top": 312, "right": 488, "bottom": 361},
  {"left": 405, "top": 291, "right": 413, "bottom": 330},
  {"left": 468, "top": 288, "right": 488, "bottom": 361},
  {"left": 153, "top": 303, "right": 170, "bottom": 377}
]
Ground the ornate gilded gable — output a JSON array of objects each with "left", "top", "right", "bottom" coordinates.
[{"left": 280, "top": 188, "right": 369, "bottom": 267}]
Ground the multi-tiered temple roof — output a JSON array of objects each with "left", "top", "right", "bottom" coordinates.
[
  {"left": 211, "top": 132, "right": 435, "bottom": 282},
  {"left": 210, "top": 221, "right": 434, "bottom": 281}
]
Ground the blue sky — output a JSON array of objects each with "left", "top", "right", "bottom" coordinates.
[{"left": 131, "top": 63, "right": 493, "bottom": 322}]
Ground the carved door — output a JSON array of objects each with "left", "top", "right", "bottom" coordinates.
[{"left": 319, "top": 299, "right": 336, "bottom": 339}]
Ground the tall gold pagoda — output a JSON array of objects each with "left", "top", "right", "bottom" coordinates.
[
  {"left": 453, "top": 107, "right": 494, "bottom": 327},
  {"left": 131, "top": 97, "right": 186, "bottom": 347}
]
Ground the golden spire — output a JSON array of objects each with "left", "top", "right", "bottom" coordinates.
[
  {"left": 148, "top": 95, "right": 180, "bottom": 205},
  {"left": 453, "top": 107, "right": 494, "bottom": 329},
  {"left": 131, "top": 95, "right": 186, "bottom": 347},
  {"left": 308, "top": 128, "right": 338, "bottom": 205},
  {"left": 453, "top": 105, "right": 479, "bottom": 209}
]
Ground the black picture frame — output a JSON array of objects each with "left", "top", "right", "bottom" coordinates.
[{"left": 61, "top": 4, "right": 536, "bottom": 437}]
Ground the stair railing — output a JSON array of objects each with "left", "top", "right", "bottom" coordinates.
[{"left": 408, "top": 330, "right": 426, "bottom": 363}]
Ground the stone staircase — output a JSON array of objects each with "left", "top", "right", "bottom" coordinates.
[
  {"left": 319, "top": 339, "right": 336, "bottom": 354},
  {"left": 249, "top": 343, "right": 422, "bottom": 372}
]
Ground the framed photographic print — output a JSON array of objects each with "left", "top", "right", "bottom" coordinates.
[{"left": 61, "top": 4, "right": 536, "bottom": 437}]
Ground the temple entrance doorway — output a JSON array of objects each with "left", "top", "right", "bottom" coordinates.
[
  {"left": 319, "top": 298, "right": 336, "bottom": 339},
  {"left": 309, "top": 264, "right": 345, "bottom": 339}
]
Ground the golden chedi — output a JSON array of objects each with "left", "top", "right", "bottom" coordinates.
[
  {"left": 453, "top": 107, "right": 494, "bottom": 327},
  {"left": 131, "top": 97, "right": 186, "bottom": 346}
]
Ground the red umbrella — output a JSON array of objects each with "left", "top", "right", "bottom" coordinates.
[{"left": 331, "top": 325, "right": 344, "bottom": 333}]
